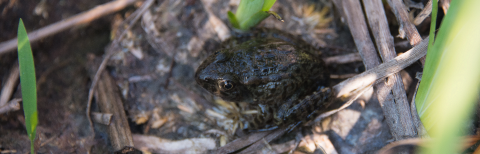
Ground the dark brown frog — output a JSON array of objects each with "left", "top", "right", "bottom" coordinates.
[{"left": 195, "top": 29, "right": 332, "bottom": 131}]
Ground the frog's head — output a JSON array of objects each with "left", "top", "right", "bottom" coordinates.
[{"left": 195, "top": 49, "right": 254, "bottom": 103}]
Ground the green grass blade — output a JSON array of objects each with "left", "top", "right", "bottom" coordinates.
[
  {"left": 17, "top": 18, "right": 38, "bottom": 153},
  {"left": 262, "top": 0, "right": 276, "bottom": 11},
  {"left": 427, "top": 0, "right": 438, "bottom": 48},
  {"left": 236, "top": 0, "right": 264, "bottom": 25},
  {"left": 415, "top": 0, "right": 440, "bottom": 122},
  {"left": 238, "top": 11, "right": 270, "bottom": 31},
  {"left": 413, "top": 0, "right": 480, "bottom": 153},
  {"left": 230, "top": 0, "right": 278, "bottom": 31},
  {"left": 228, "top": 11, "right": 240, "bottom": 29}
]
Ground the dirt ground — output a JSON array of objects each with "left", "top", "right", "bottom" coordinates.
[{"left": 0, "top": 0, "right": 434, "bottom": 153}]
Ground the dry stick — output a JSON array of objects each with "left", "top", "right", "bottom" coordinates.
[
  {"left": 330, "top": 73, "right": 357, "bottom": 79},
  {"left": 312, "top": 85, "right": 373, "bottom": 123},
  {"left": 413, "top": 0, "right": 434, "bottom": 26},
  {"left": 0, "top": 98, "right": 21, "bottom": 114},
  {"left": 213, "top": 131, "right": 272, "bottom": 154},
  {"left": 333, "top": 37, "right": 428, "bottom": 102},
  {"left": 316, "top": 38, "right": 425, "bottom": 122},
  {"left": 321, "top": 38, "right": 428, "bottom": 127},
  {"left": 386, "top": 0, "right": 424, "bottom": 64},
  {"left": 95, "top": 71, "right": 134, "bottom": 151},
  {"left": 0, "top": 0, "right": 138, "bottom": 55},
  {"left": 341, "top": 0, "right": 381, "bottom": 70},
  {"left": 377, "top": 138, "right": 428, "bottom": 154},
  {"left": 237, "top": 127, "right": 289, "bottom": 154},
  {"left": 340, "top": 0, "right": 411, "bottom": 140},
  {"left": 364, "top": 0, "right": 417, "bottom": 139},
  {"left": 323, "top": 53, "right": 362, "bottom": 65},
  {"left": 0, "top": 63, "right": 19, "bottom": 107}
]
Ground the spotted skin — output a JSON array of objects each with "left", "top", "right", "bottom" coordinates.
[{"left": 195, "top": 29, "right": 332, "bottom": 130}]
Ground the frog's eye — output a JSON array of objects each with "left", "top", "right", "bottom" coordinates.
[{"left": 219, "top": 80, "right": 234, "bottom": 90}]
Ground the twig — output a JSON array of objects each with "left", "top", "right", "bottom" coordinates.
[
  {"left": 333, "top": 37, "right": 429, "bottom": 103},
  {"left": 0, "top": 0, "right": 138, "bottom": 55},
  {"left": 237, "top": 127, "right": 289, "bottom": 154},
  {"left": 0, "top": 63, "right": 19, "bottom": 107},
  {"left": 213, "top": 131, "right": 272, "bottom": 154},
  {"left": 323, "top": 53, "right": 362, "bottom": 65},
  {"left": 386, "top": 0, "right": 423, "bottom": 46},
  {"left": 0, "top": 149, "right": 18, "bottom": 154},
  {"left": 0, "top": 98, "right": 21, "bottom": 114},
  {"left": 413, "top": 0, "right": 434, "bottom": 26},
  {"left": 377, "top": 138, "right": 428, "bottom": 154},
  {"left": 339, "top": 0, "right": 380, "bottom": 70},
  {"left": 364, "top": 0, "right": 416, "bottom": 139},
  {"left": 327, "top": 38, "right": 428, "bottom": 136},
  {"left": 312, "top": 85, "right": 372, "bottom": 124},
  {"left": 386, "top": 0, "right": 425, "bottom": 65},
  {"left": 330, "top": 73, "right": 357, "bottom": 79},
  {"left": 338, "top": 0, "right": 413, "bottom": 140},
  {"left": 378, "top": 135, "right": 480, "bottom": 154}
]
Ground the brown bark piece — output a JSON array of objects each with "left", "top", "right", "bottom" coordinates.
[{"left": 95, "top": 71, "right": 134, "bottom": 151}]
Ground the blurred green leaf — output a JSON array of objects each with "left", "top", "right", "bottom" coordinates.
[
  {"left": 236, "top": 0, "right": 264, "bottom": 25},
  {"left": 239, "top": 11, "right": 270, "bottom": 31},
  {"left": 229, "top": 0, "right": 278, "bottom": 31},
  {"left": 415, "top": 0, "right": 480, "bottom": 153},
  {"left": 262, "top": 0, "right": 277, "bottom": 11},
  {"left": 228, "top": 11, "right": 240, "bottom": 29},
  {"left": 17, "top": 18, "right": 38, "bottom": 154}
]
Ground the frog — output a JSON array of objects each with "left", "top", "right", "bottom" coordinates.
[{"left": 195, "top": 28, "right": 333, "bottom": 131}]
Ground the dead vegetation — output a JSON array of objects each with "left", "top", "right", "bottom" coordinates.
[{"left": 0, "top": 0, "right": 462, "bottom": 153}]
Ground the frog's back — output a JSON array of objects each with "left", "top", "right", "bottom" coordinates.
[
  {"left": 196, "top": 30, "right": 328, "bottom": 104},
  {"left": 195, "top": 29, "right": 331, "bottom": 130},
  {"left": 227, "top": 38, "right": 328, "bottom": 104}
]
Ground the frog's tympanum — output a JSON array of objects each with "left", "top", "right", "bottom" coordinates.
[{"left": 195, "top": 29, "right": 332, "bottom": 131}]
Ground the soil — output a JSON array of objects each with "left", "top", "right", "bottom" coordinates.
[{"left": 0, "top": 0, "right": 431, "bottom": 153}]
